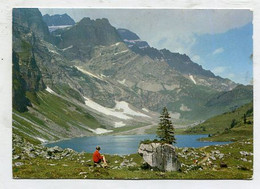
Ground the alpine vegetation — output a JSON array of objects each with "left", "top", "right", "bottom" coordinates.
[
  {"left": 156, "top": 107, "right": 176, "bottom": 144},
  {"left": 12, "top": 8, "right": 253, "bottom": 179}
]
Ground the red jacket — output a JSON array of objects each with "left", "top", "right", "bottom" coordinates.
[{"left": 93, "top": 150, "right": 103, "bottom": 163}]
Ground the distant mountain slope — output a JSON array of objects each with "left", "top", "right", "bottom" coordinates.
[
  {"left": 205, "top": 85, "right": 253, "bottom": 108},
  {"left": 43, "top": 13, "right": 75, "bottom": 26},
  {"left": 12, "top": 9, "right": 154, "bottom": 142},
  {"left": 117, "top": 28, "right": 149, "bottom": 49},
  {"left": 54, "top": 17, "right": 122, "bottom": 61},
  {"left": 12, "top": 8, "right": 253, "bottom": 143},
  {"left": 13, "top": 90, "right": 106, "bottom": 142},
  {"left": 185, "top": 101, "right": 253, "bottom": 141},
  {"left": 118, "top": 28, "right": 236, "bottom": 92}
]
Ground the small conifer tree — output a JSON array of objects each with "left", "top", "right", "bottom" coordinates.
[
  {"left": 156, "top": 107, "right": 176, "bottom": 144},
  {"left": 243, "top": 114, "right": 247, "bottom": 124}
]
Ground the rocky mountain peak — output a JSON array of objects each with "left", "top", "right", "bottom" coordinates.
[
  {"left": 117, "top": 28, "right": 149, "bottom": 49},
  {"left": 78, "top": 17, "right": 92, "bottom": 25},
  {"left": 43, "top": 13, "right": 75, "bottom": 26},
  {"left": 13, "top": 8, "right": 51, "bottom": 42},
  {"left": 54, "top": 17, "right": 122, "bottom": 60},
  {"left": 12, "top": 8, "right": 251, "bottom": 127}
]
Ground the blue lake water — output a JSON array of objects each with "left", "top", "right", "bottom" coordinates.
[{"left": 45, "top": 134, "right": 231, "bottom": 155}]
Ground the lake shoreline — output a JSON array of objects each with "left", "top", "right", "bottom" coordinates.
[
  {"left": 45, "top": 134, "right": 231, "bottom": 155},
  {"left": 44, "top": 126, "right": 209, "bottom": 145}
]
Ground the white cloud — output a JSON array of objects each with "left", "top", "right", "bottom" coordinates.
[
  {"left": 212, "top": 48, "right": 224, "bottom": 55},
  {"left": 212, "top": 66, "right": 227, "bottom": 74}
]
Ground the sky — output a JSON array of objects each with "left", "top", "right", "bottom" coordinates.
[{"left": 40, "top": 9, "right": 253, "bottom": 85}]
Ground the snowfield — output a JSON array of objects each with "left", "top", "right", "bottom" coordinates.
[
  {"left": 114, "top": 50, "right": 128, "bottom": 55},
  {"left": 142, "top": 108, "right": 149, "bottom": 112},
  {"left": 180, "top": 104, "right": 191, "bottom": 111},
  {"left": 110, "top": 42, "right": 121, "bottom": 47},
  {"left": 36, "top": 137, "right": 47, "bottom": 143},
  {"left": 46, "top": 86, "right": 57, "bottom": 95},
  {"left": 84, "top": 97, "right": 130, "bottom": 119},
  {"left": 84, "top": 97, "right": 150, "bottom": 120},
  {"left": 75, "top": 66, "right": 104, "bottom": 81},
  {"left": 48, "top": 49, "right": 60, "bottom": 55},
  {"left": 48, "top": 25, "right": 72, "bottom": 32},
  {"left": 118, "top": 79, "right": 126, "bottom": 85},
  {"left": 114, "top": 121, "right": 126, "bottom": 128},
  {"left": 189, "top": 74, "right": 197, "bottom": 84},
  {"left": 88, "top": 128, "right": 113, "bottom": 134},
  {"left": 123, "top": 39, "right": 142, "bottom": 43},
  {"left": 61, "top": 45, "right": 73, "bottom": 51},
  {"left": 115, "top": 101, "right": 150, "bottom": 118}
]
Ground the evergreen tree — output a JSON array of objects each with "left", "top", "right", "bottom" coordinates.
[
  {"left": 243, "top": 114, "right": 247, "bottom": 124},
  {"left": 230, "top": 119, "right": 237, "bottom": 128},
  {"left": 156, "top": 107, "right": 176, "bottom": 144}
]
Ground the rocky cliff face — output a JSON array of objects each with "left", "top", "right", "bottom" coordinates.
[
  {"left": 117, "top": 27, "right": 237, "bottom": 92},
  {"left": 13, "top": 8, "right": 52, "bottom": 42},
  {"left": 12, "top": 8, "right": 253, "bottom": 142},
  {"left": 43, "top": 13, "right": 75, "bottom": 26},
  {"left": 12, "top": 8, "right": 48, "bottom": 113},
  {"left": 54, "top": 17, "right": 122, "bottom": 61},
  {"left": 126, "top": 41, "right": 236, "bottom": 92},
  {"left": 12, "top": 51, "right": 31, "bottom": 112},
  {"left": 138, "top": 143, "right": 181, "bottom": 171},
  {"left": 117, "top": 28, "right": 149, "bottom": 49}
]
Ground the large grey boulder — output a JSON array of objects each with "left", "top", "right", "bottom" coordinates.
[{"left": 138, "top": 143, "right": 181, "bottom": 172}]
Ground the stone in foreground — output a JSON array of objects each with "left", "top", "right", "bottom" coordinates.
[{"left": 138, "top": 143, "right": 181, "bottom": 172}]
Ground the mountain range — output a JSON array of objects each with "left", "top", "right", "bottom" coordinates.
[
  {"left": 43, "top": 13, "right": 75, "bottom": 26},
  {"left": 12, "top": 8, "right": 253, "bottom": 142}
]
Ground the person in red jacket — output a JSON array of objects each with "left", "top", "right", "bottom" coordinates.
[{"left": 93, "top": 146, "right": 107, "bottom": 167}]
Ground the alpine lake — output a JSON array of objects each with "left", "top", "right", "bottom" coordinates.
[{"left": 45, "top": 134, "right": 231, "bottom": 155}]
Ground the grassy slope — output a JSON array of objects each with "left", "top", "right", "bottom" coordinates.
[
  {"left": 184, "top": 102, "right": 253, "bottom": 141},
  {"left": 12, "top": 100, "right": 254, "bottom": 179},
  {"left": 13, "top": 138, "right": 253, "bottom": 179},
  {"left": 13, "top": 90, "right": 105, "bottom": 142},
  {"left": 12, "top": 92, "right": 254, "bottom": 179}
]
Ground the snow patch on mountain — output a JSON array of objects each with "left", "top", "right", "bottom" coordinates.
[
  {"left": 118, "top": 79, "right": 126, "bottom": 85},
  {"left": 101, "top": 74, "right": 107, "bottom": 78},
  {"left": 36, "top": 137, "right": 47, "bottom": 143},
  {"left": 84, "top": 97, "right": 131, "bottom": 120},
  {"left": 115, "top": 101, "right": 150, "bottom": 118},
  {"left": 84, "top": 97, "right": 150, "bottom": 120},
  {"left": 48, "top": 49, "right": 59, "bottom": 55},
  {"left": 48, "top": 25, "right": 72, "bottom": 32},
  {"left": 169, "top": 111, "right": 181, "bottom": 119},
  {"left": 88, "top": 128, "right": 113, "bottom": 134},
  {"left": 139, "top": 45, "right": 149, "bottom": 49},
  {"left": 189, "top": 74, "right": 197, "bottom": 84},
  {"left": 123, "top": 39, "right": 143, "bottom": 43},
  {"left": 111, "top": 42, "right": 121, "bottom": 47},
  {"left": 61, "top": 45, "right": 73, "bottom": 51},
  {"left": 142, "top": 108, "right": 149, "bottom": 112},
  {"left": 180, "top": 104, "right": 191, "bottom": 112},
  {"left": 75, "top": 66, "right": 104, "bottom": 81},
  {"left": 114, "top": 50, "right": 128, "bottom": 55},
  {"left": 46, "top": 86, "right": 57, "bottom": 95},
  {"left": 114, "top": 121, "right": 126, "bottom": 128}
]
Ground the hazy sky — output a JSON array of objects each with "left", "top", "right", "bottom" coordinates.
[{"left": 40, "top": 9, "right": 253, "bottom": 84}]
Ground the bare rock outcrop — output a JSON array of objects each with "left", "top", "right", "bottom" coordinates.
[{"left": 138, "top": 143, "right": 181, "bottom": 171}]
